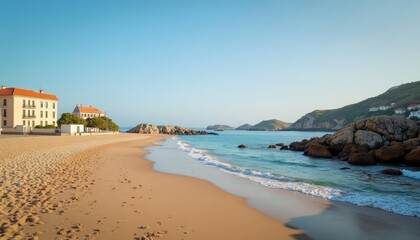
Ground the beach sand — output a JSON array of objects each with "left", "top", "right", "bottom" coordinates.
[{"left": 0, "top": 134, "right": 306, "bottom": 239}]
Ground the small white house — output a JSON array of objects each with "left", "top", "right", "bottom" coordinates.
[
  {"left": 369, "top": 107, "right": 379, "bottom": 112},
  {"left": 409, "top": 110, "right": 420, "bottom": 118},
  {"left": 394, "top": 108, "right": 406, "bottom": 115},
  {"left": 379, "top": 105, "right": 391, "bottom": 111},
  {"left": 407, "top": 104, "right": 420, "bottom": 111},
  {"left": 61, "top": 124, "right": 84, "bottom": 134}
]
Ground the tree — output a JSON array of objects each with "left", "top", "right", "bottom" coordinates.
[
  {"left": 57, "top": 113, "right": 87, "bottom": 127},
  {"left": 86, "top": 116, "right": 119, "bottom": 131}
]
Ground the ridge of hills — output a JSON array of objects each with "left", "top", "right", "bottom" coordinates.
[{"left": 289, "top": 81, "right": 420, "bottom": 130}]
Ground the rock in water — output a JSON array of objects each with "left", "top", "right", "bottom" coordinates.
[
  {"left": 381, "top": 169, "right": 403, "bottom": 176},
  {"left": 304, "top": 141, "right": 332, "bottom": 158},
  {"left": 405, "top": 146, "right": 420, "bottom": 164},
  {"left": 374, "top": 145, "right": 405, "bottom": 162},
  {"left": 238, "top": 144, "right": 247, "bottom": 148}
]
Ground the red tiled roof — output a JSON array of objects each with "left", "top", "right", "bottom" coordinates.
[
  {"left": 0, "top": 87, "right": 59, "bottom": 101},
  {"left": 77, "top": 106, "right": 103, "bottom": 114}
]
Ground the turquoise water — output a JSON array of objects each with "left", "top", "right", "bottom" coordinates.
[{"left": 177, "top": 130, "right": 420, "bottom": 217}]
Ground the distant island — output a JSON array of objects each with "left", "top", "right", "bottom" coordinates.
[
  {"left": 206, "top": 124, "right": 235, "bottom": 131},
  {"left": 207, "top": 119, "right": 291, "bottom": 131}
]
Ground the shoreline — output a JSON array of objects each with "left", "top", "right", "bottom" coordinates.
[
  {"left": 148, "top": 136, "right": 420, "bottom": 240},
  {"left": 0, "top": 134, "right": 306, "bottom": 239}
]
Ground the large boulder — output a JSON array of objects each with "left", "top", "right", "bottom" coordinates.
[
  {"left": 128, "top": 123, "right": 160, "bottom": 134},
  {"left": 405, "top": 146, "right": 420, "bottom": 163},
  {"left": 289, "top": 139, "right": 309, "bottom": 151},
  {"left": 304, "top": 142, "right": 332, "bottom": 158},
  {"left": 354, "top": 115, "right": 419, "bottom": 142},
  {"left": 374, "top": 145, "right": 405, "bottom": 162},
  {"left": 348, "top": 152, "right": 377, "bottom": 166},
  {"left": 326, "top": 127, "right": 355, "bottom": 153},
  {"left": 381, "top": 169, "right": 403, "bottom": 176},
  {"left": 402, "top": 138, "right": 420, "bottom": 152},
  {"left": 354, "top": 130, "right": 384, "bottom": 149}
]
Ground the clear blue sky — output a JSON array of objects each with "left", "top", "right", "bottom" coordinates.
[{"left": 1, "top": 0, "right": 419, "bottom": 127}]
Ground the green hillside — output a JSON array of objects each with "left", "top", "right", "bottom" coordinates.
[
  {"left": 249, "top": 119, "right": 291, "bottom": 131},
  {"left": 311, "top": 81, "right": 420, "bottom": 123}
]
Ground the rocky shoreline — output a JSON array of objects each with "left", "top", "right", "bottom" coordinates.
[
  {"left": 240, "top": 115, "right": 420, "bottom": 168},
  {"left": 127, "top": 123, "right": 218, "bottom": 135},
  {"left": 287, "top": 115, "right": 420, "bottom": 166}
]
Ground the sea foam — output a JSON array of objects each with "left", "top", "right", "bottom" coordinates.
[
  {"left": 402, "top": 169, "right": 420, "bottom": 180},
  {"left": 175, "top": 138, "right": 420, "bottom": 217}
]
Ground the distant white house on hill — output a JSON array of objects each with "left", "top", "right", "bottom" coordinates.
[
  {"left": 394, "top": 108, "right": 406, "bottom": 115},
  {"left": 409, "top": 110, "right": 420, "bottom": 118},
  {"left": 407, "top": 104, "right": 420, "bottom": 111},
  {"left": 73, "top": 105, "right": 104, "bottom": 119}
]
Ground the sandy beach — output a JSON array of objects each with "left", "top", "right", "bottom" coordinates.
[{"left": 0, "top": 134, "right": 306, "bottom": 240}]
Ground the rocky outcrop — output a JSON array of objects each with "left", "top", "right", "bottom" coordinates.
[
  {"left": 288, "top": 115, "right": 420, "bottom": 166},
  {"left": 128, "top": 123, "right": 217, "bottom": 135},
  {"left": 127, "top": 123, "right": 160, "bottom": 134},
  {"left": 238, "top": 144, "right": 247, "bottom": 148},
  {"left": 288, "top": 113, "right": 347, "bottom": 131},
  {"left": 354, "top": 115, "right": 418, "bottom": 142}
]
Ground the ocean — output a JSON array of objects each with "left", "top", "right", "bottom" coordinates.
[{"left": 148, "top": 130, "right": 420, "bottom": 218}]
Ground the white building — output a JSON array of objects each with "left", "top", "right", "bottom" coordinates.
[
  {"left": 379, "top": 105, "right": 391, "bottom": 111},
  {"left": 73, "top": 105, "right": 104, "bottom": 119},
  {"left": 394, "top": 108, "right": 406, "bottom": 115},
  {"left": 407, "top": 104, "right": 420, "bottom": 111},
  {"left": 0, "top": 85, "right": 59, "bottom": 130},
  {"left": 369, "top": 107, "right": 379, "bottom": 112},
  {"left": 409, "top": 110, "right": 420, "bottom": 118}
]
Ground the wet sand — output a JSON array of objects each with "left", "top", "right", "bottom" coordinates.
[{"left": 0, "top": 134, "right": 306, "bottom": 239}]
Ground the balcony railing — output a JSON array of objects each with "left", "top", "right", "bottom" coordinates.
[
  {"left": 22, "top": 115, "right": 37, "bottom": 119},
  {"left": 22, "top": 104, "right": 37, "bottom": 109}
]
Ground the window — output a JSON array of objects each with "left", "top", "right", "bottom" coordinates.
[
  {"left": 2, "top": 99, "right": 6, "bottom": 106},
  {"left": 3, "top": 120, "right": 6, "bottom": 126},
  {"left": 41, "top": 101, "right": 43, "bottom": 108},
  {"left": 32, "top": 121, "right": 35, "bottom": 126},
  {"left": 23, "top": 99, "right": 26, "bottom": 106},
  {"left": 53, "top": 121, "right": 56, "bottom": 126},
  {"left": 40, "top": 111, "right": 43, "bottom": 118},
  {"left": 32, "top": 100, "right": 35, "bottom": 106},
  {"left": 45, "top": 121, "right": 48, "bottom": 125},
  {"left": 53, "top": 112, "right": 56, "bottom": 118},
  {"left": 23, "top": 110, "right": 25, "bottom": 117},
  {"left": 23, "top": 120, "right": 26, "bottom": 126},
  {"left": 32, "top": 110, "right": 35, "bottom": 117},
  {"left": 27, "top": 110, "right": 30, "bottom": 116},
  {"left": 2, "top": 109, "right": 6, "bottom": 117},
  {"left": 53, "top": 102, "right": 56, "bottom": 109},
  {"left": 46, "top": 111, "right": 48, "bottom": 118},
  {"left": 46, "top": 102, "right": 48, "bottom": 108}
]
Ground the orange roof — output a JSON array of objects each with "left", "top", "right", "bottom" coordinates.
[
  {"left": 77, "top": 106, "right": 103, "bottom": 114},
  {"left": 0, "top": 87, "right": 59, "bottom": 101}
]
